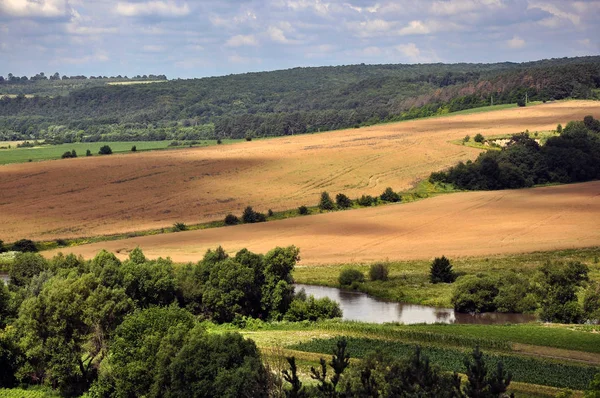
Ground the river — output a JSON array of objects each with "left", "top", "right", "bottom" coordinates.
[{"left": 296, "top": 284, "right": 536, "bottom": 325}]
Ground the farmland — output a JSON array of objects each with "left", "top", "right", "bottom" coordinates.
[
  {"left": 1, "top": 100, "right": 599, "bottom": 243},
  {"left": 45, "top": 180, "right": 600, "bottom": 266}
]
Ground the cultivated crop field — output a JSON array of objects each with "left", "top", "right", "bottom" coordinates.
[
  {"left": 46, "top": 180, "right": 600, "bottom": 264},
  {"left": 1, "top": 100, "right": 599, "bottom": 243}
]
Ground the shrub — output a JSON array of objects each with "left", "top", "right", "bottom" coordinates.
[
  {"left": 429, "top": 256, "right": 456, "bottom": 283},
  {"left": 339, "top": 268, "right": 365, "bottom": 287},
  {"left": 131, "top": 145, "right": 137, "bottom": 152},
  {"left": 298, "top": 205, "right": 308, "bottom": 215},
  {"left": 452, "top": 275, "right": 499, "bottom": 313},
  {"left": 173, "top": 222, "right": 187, "bottom": 232},
  {"left": 369, "top": 262, "right": 389, "bottom": 281},
  {"left": 86, "top": 149, "right": 91, "bottom": 156},
  {"left": 0, "top": 240, "right": 5, "bottom": 253},
  {"left": 242, "top": 206, "right": 266, "bottom": 223},
  {"left": 217, "top": 138, "right": 222, "bottom": 144},
  {"left": 336, "top": 193, "right": 352, "bottom": 209},
  {"left": 11, "top": 239, "right": 38, "bottom": 253},
  {"left": 98, "top": 145, "right": 112, "bottom": 155},
  {"left": 463, "top": 135, "right": 470, "bottom": 143},
  {"left": 283, "top": 296, "right": 343, "bottom": 321},
  {"left": 380, "top": 187, "right": 401, "bottom": 202},
  {"left": 517, "top": 98, "right": 526, "bottom": 107},
  {"left": 61, "top": 151, "right": 74, "bottom": 159},
  {"left": 319, "top": 191, "right": 335, "bottom": 211},
  {"left": 357, "top": 195, "right": 374, "bottom": 206},
  {"left": 557, "top": 124, "right": 563, "bottom": 134},
  {"left": 268, "top": 209, "right": 274, "bottom": 217},
  {"left": 224, "top": 214, "right": 239, "bottom": 225},
  {"left": 473, "top": 133, "right": 485, "bottom": 143}
]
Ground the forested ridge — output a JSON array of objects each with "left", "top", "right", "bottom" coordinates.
[{"left": 1, "top": 56, "right": 599, "bottom": 142}]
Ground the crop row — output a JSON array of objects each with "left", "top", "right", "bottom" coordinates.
[{"left": 289, "top": 337, "right": 599, "bottom": 390}]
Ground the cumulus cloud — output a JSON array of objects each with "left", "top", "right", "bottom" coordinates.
[
  {"left": 507, "top": 35, "right": 525, "bottom": 49},
  {"left": 396, "top": 42, "right": 421, "bottom": 60},
  {"left": 398, "top": 20, "right": 430, "bottom": 35},
  {"left": 115, "top": 1, "right": 190, "bottom": 18},
  {"left": 0, "top": 0, "right": 71, "bottom": 18},
  {"left": 225, "top": 34, "right": 258, "bottom": 47}
]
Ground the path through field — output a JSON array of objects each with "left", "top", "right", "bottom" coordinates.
[
  {"left": 46, "top": 181, "right": 600, "bottom": 264},
  {"left": 1, "top": 100, "right": 600, "bottom": 241}
]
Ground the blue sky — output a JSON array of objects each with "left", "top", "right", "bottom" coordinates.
[{"left": 0, "top": 0, "right": 598, "bottom": 79}]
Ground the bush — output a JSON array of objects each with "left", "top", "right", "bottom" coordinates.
[
  {"left": 298, "top": 205, "right": 308, "bottom": 215},
  {"left": 173, "top": 222, "right": 187, "bottom": 232},
  {"left": 557, "top": 124, "right": 563, "bottom": 134},
  {"left": 473, "top": 133, "right": 485, "bottom": 143},
  {"left": 268, "top": 209, "right": 274, "bottom": 217},
  {"left": 517, "top": 98, "right": 526, "bottom": 107},
  {"left": 380, "top": 187, "right": 401, "bottom": 202},
  {"left": 463, "top": 135, "right": 470, "bottom": 142},
  {"left": 224, "top": 214, "right": 239, "bottom": 225},
  {"left": 217, "top": 138, "right": 222, "bottom": 144},
  {"left": 339, "top": 268, "right": 365, "bottom": 287},
  {"left": 98, "top": 145, "right": 112, "bottom": 155},
  {"left": 11, "top": 239, "right": 37, "bottom": 253},
  {"left": 283, "top": 296, "right": 343, "bottom": 321},
  {"left": 336, "top": 193, "right": 352, "bottom": 209},
  {"left": 429, "top": 256, "right": 456, "bottom": 283},
  {"left": 452, "top": 275, "right": 499, "bottom": 313},
  {"left": 131, "top": 145, "right": 137, "bottom": 152},
  {"left": 61, "top": 150, "right": 77, "bottom": 159},
  {"left": 319, "top": 191, "right": 335, "bottom": 211},
  {"left": 86, "top": 149, "right": 91, "bottom": 156},
  {"left": 369, "top": 262, "right": 389, "bottom": 281},
  {"left": 242, "top": 206, "right": 266, "bottom": 223},
  {"left": 357, "top": 195, "right": 374, "bottom": 206}
]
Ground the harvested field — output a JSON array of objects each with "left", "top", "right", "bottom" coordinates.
[
  {"left": 46, "top": 181, "right": 600, "bottom": 264},
  {"left": 1, "top": 100, "right": 600, "bottom": 242}
]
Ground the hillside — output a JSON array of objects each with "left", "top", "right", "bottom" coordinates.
[{"left": 1, "top": 56, "right": 599, "bottom": 142}]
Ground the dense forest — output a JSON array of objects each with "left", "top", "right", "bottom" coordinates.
[
  {"left": 1, "top": 56, "right": 599, "bottom": 142},
  {"left": 430, "top": 116, "right": 600, "bottom": 190}
]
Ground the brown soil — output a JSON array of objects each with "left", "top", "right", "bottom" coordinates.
[
  {"left": 45, "top": 181, "right": 600, "bottom": 264},
  {"left": 2, "top": 100, "right": 600, "bottom": 242}
]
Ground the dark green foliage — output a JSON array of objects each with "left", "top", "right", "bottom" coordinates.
[
  {"left": 0, "top": 331, "right": 21, "bottom": 388},
  {"left": 298, "top": 205, "right": 309, "bottom": 215},
  {"left": 0, "top": 282, "right": 10, "bottom": 328},
  {"left": 517, "top": 98, "right": 526, "bottom": 107},
  {"left": 283, "top": 295, "right": 342, "bottom": 321},
  {"left": 131, "top": 145, "right": 136, "bottom": 152},
  {"left": 319, "top": 191, "right": 335, "bottom": 211},
  {"left": 172, "top": 222, "right": 187, "bottom": 231},
  {"left": 583, "top": 282, "right": 600, "bottom": 321},
  {"left": 379, "top": 187, "right": 401, "bottom": 202},
  {"left": 310, "top": 338, "right": 350, "bottom": 397},
  {"left": 61, "top": 150, "right": 77, "bottom": 158},
  {"left": 217, "top": 138, "right": 222, "bottom": 144},
  {"left": 86, "top": 149, "right": 92, "bottom": 156},
  {"left": 369, "top": 262, "right": 389, "bottom": 281},
  {"left": 242, "top": 206, "right": 266, "bottom": 223},
  {"left": 0, "top": 240, "right": 5, "bottom": 253},
  {"left": 98, "top": 145, "right": 112, "bottom": 155},
  {"left": 557, "top": 124, "right": 563, "bottom": 133},
  {"left": 474, "top": 133, "right": 485, "bottom": 143},
  {"left": 335, "top": 193, "right": 352, "bottom": 209},
  {"left": 11, "top": 239, "right": 37, "bottom": 253},
  {"left": 120, "top": 257, "right": 178, "bottom": 308},
  {"left": 338, "top": 268, "right": 365, "bottom": 287},
  {"left": 464, "top": 135, "right": 471, "bottom": 142},
  {"left": 268, "top": 209, "right": 274, "bottom": 217},
  {"left": 283, "top": 357, "right": 307, "bottom": 398},
  {"left": 452, "top": 275, "right": 499, "bottom": 313},
  {"left": 463, "top": 346, "right": 512, "bottom": 398},
  {"left": 357, "top": 195, "right": 375, "bottom": 206},
  {"left": 537, "top": 261, "right": 589, "bottom": 323},
  {"left": 9, "top": 252, "right": 47, "bottom": 287},
  {"left": 431, "top": 116, "right": 600, "bottom": 190},
  {"left": 430, "top": 256, "right": 456, "bottom": 284},
  {"left": 587, "top": 374, "right": 600, "bottom": 398},
  {"left": 224, "top": 213, "right": 239, "bottom": 225}
]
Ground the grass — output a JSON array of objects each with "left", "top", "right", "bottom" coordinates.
[
  {"left": 0, "top": 140, "right": 242, "bottom": 165},
  {"left": 293, "top": 247, "right": 600, "bottom": 307},
  {"left": 451, "top": 129, "right": 559, "bottom": 151}
]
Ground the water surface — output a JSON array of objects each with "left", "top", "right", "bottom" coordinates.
[{"left": 296, "top": 284, "right": 536, "bottom": 325}]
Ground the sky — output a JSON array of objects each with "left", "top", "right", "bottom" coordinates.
[{"left": 0, "top": 0, "right": 599, "bottom": 79}]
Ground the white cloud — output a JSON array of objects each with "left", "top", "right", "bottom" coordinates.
[
  {"left": 431, "top": 0, "right": 503, "bottom": 16},
  {"left": 0, "top": 0, "right": 70, "bottom": 18},
  {"left": 115, "top": 1, "right": 190, "bottom": 18},
  {"left": 267, "top": 26, "right": 289, "bottom": 43},
  {"left": 351, "top": 19, "right": 395, "bottom": 38},
  {"left": 398, "top": 20, "right": 430, "bottom": 35},
  {"left": 142, "top": 44, "right": 165, "bottom": 52},
  {"left": 58, "top": 50, "right": 109, "bottom": 65},
  {"left": 278, "top": 0, "right": 331, "bottom": 16},
  {"left": 228, "top": 54, "right": 261, "bottom": 64},
  {"left": 528, "top": 2, "right": 580, "bottom": 25},
  {"left": 396, "top": 42, "right": 420, "bottom": 60},
  {"left": 225, "top": 34, "right": 258, "bottom": 47},
  {"left": 507, "top": 35, "right": 525, "bottom": 49},
  {"left": 210, "top": 10, "right": 257, "bottom": 27}
]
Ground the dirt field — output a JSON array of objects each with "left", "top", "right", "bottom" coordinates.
[
  {"left": 1, "top": 100, "right": 600, "bottom": 242},
  {"left": 45, "top": 181, "right": 600, "bottom": 264}
]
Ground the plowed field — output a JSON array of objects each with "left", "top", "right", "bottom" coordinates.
[
  {"left": 46, "top": 181, "right": 600, "bottom": 264},
  {"left": 1, "top": 100, "right": 600, "bottom": 242}
]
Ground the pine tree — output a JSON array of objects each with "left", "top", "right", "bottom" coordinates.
[
  {"left": 319, "top": 191, "right": 335, "bottom": 211},
  {"left": 464, "top": 346, "right": 488, "bottom": 398},
  {"left": 430, "top": 256, "right": 456, "bottom": 283}
]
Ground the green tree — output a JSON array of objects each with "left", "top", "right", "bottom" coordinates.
[
  {"left": 586, "top": 373, "right": 600, "bottom": 398},
  {"left": 319, "top": 191, "right": 335, "bottom": 211},
  {"left": 242, "top": 206, "right": 266, "bottom": 223},
  {"left": 380, "top": 187, "right": 401, "bottom": 202},
  {"left": 335, "top": 193, "right": 352, "bottom": 209},
  {"left": 86, "top": 149, "right": 92, "bottom": 156},
  {"left": 474, "top": 133, "right": 485, "bottom": 143},
  {"left": 131, "top": 145, "right": 137, "bottom": 152},
  {"left": 537, "top": 261, "right": 589, "bottom": 323},
  {"left": 98, "top": 145, "right": 112, "bottom": 155},
  {"left": 283, "top": 356, "right": 307, "bottom": 398},
  {"left": 120, "top": 257, "right": 178, "bottom": 308},
  {"left": 0, "top": 282, "right": 11, "bottom": 328},
  {"left": 9, "top": 252, "right": 47, "bottom": 287},
  {"left": 298, "top": 205, "right": 309, "bottom": 215},
  {"left": 369, "top": 262, "right": 389, "bottom": 281},
  {"left": 463, "top": 346, "right": 512, "bottom": 398},
  {"left": 11, "top": 239, "right": 37, "bottom": 253},
  {"left": 430, "top": 256, "right": 456, "bottom": 283},
  {"left": 224, "top": 213, "right": 239, "bottom": 225},
  {"left": 452, "top": 275, "right": 499, "bottom": 313},
  {"left": 338, "top": 268, "right": 365, "bottom": 287},
  {"left": 557, "top": 124, "right": 563, "bottom": 133}
]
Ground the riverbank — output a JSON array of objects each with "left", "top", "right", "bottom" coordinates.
[{"left": 293, "top": 247, "right": 600, "bottom": 308}]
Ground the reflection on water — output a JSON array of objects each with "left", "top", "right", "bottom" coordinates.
[{"left": 296, "top": 284, "right": 536, "bottom": 325}]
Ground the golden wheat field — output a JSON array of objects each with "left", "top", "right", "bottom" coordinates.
[
  {"left": 1, "top": 100, "right": 600, "bottom": 243},
  {"left": 46, "top": 181, "right": 600, "bottom": 264}
]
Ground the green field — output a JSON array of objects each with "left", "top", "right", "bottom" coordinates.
[
  {"left": 294, "top": 247, "right": 600, "bottom": 307},
  {"left": 0, "top": 140, "right": 241, "bottom": 165}
]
